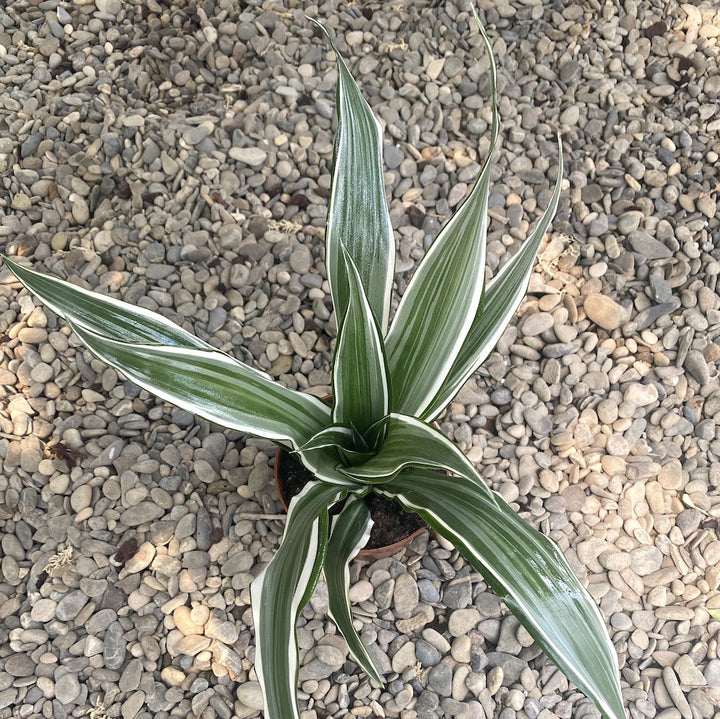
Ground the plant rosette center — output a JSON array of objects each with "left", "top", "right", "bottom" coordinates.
[{"left": 274, "top": 447, "right": 426, "bottom": 554}]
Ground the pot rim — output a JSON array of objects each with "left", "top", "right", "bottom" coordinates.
[{"left": 273, "top": 445, "right": 425, "bottom": 560}]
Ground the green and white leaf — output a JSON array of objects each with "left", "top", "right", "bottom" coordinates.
[
  {"left": 292, "top": 444, "right": 365, "bottom": 487},
  {"left": 2, "top": 256, "right": 210, "bottom": 349},
  {"left": 325, "top": 497, "right": 382, "bottom": 685},
  {"left": 385, "top": 20, "right": 499, "bottom": 418},
  {"left": 300, "top": 426, "right": 355, "bottom": 453},
  {"left": 311, "top": 19, "right": 394, "bottom": 333},
  {"left": 251, "top": 482, "right": 344, "bottom": 719},
  {"left": 380, "top": 470, "right": 625, "bottom": 719},
  {"left": 340, "top": 415, "right": 494, "bottom": 502},
  {"left": 332, "top": 247, "right": 389, "bottom": 437},
  {"left": 423, "top": 138, "right": 564, "bottom": 420},
  {"left": 69, "top": 323, "right": 330, "bottom": 448}
]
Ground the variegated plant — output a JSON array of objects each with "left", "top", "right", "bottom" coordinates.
[{"left": 2, "top": 12, "right": 624, "bottom": 719}]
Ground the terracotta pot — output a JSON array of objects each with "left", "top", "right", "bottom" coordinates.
[{"left": 273, "top": 446, "right": 426, "bottom": 560}]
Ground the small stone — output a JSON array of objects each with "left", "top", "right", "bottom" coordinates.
[
  {"left": 416, "top": 638, "right": 441, "bottom": 667},
  {"left": 391, "top": 641, "right": 417, "bottom": 673},
  {"left": 684, "top": 350, "right": 710, "bottom": 385},
  {"left": 4, "top": 653, "right": 35, "bottom": 677},
  {"left": 559, "top": 59, "right": 580, "bottom": 83},
  {"left": 662, "top": 666, "right": 693, "bottom": 719},
  {"left": 617, "top": 211, "right": 643, "bottom": 234},
  {"left": 658, "top": 460, "right": 684, "bottom": 490},
  {"left": 674, "top": 655, "right": 706, "bottom": 686},
  {"left": 176, "top": 634, "right": 211, "bottom": 656},
  {"left": 650, "top": 274, "right": 673, "bottom": 303},
  {"left": 11, "top": 193, "right": 32, "bottom": 210},
  {"left": 448, "top": 608, "right": 480, "bottom": 637},
  {"left": 605, "top": 433, "right": 630, "bottom": 456},
  {"left": 174, "top": 606, "right": 203, "bottom": 636},
  {"left": 183, "top": 124, "right": 212, "bottom": 146},
  {"left": 205, "top": 616, "right": 238, "bottom": 644},
  {"left": 229, "top": 147, "right": 267, "bottom": 166},
  {"left": 584, "top": 294, "right": 624, "bottom": 330},
  {"left": 31, "top": 598, "right": 57, "bottom": 622},
  {"left": 520, "top": 312, "right": 554, "bottom": 337},
  {"left": 697, "top": 196, "right": 716, "bottom": 219},
  {"left": 628, "top": 230, "right": 673, "bottom": 259},
  {"left": 104, "top": 621, "right": 127, "bottom": 670},
  {"left": 427, "top": 662, "right": 453, "bottom": 696},
  {"left": 70, "top": 484, "right": 93, "bottom": 512},
  {"left": 443, "top": 575, "right": 472, "bottom": 609},
  {"left": 120, "top": 502, "right": 165, "bottom": 526},
  {"left": 161, "top": 667, "right": 186, "bottom": 686},
  {"left": 348, "top": 580, "right": 373, "bottom": 603},
  {"left": 487, "top": 665, "right": 504, "bottom": 694},
  {"left": 56, "top": 590, "right": 89, "bottom": 621},
  {"left": 393, "top": 573, "right": 419, "bottom": 618},
  {"left": 289, "top": 244, "right": 313, "bottom": 274},
  {"left": 630, "top": 546, "right": 663, "bottom": 576},
  {"left": 315, "top": 645, "right": 344, "bottom": 668},
  {"left": 121, "top": 692, "right": 146, "bottom": 719},
  {"left": 125, "top": 541, "right": 155, "bottom": 573},
  {"left": 236, "top": 682, "right": 264, "bottom": 710},
  {"left": 119, "top": 658, "right": 144, "bottom": 692},
  {"left": 54, "top": 669, "right": 81, "bottom": 704},
  {"left": 624, "top": 382, "right": 658, "bottom": 406}
]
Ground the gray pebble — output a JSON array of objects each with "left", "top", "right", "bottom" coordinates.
[
  {"left": 54, "top": 669, "right": 81, "bottom": 704},
  {"left": 4, "top": 654, "right": 35, "bottom": 677},
  {"left": 442, "top": 575, "right": 472, "bottom": 609},
  {"left": 103, "top": 621, "right": 127, "bottom": 670},
  {"left": 416, "top": 638, "right": 441, "bottom": 667},
  {"left": 56, "top": 590, "right": 89, "bottom": 621},
  {"left": 427, "top": 662, "right": 453, "bottom": 696}
]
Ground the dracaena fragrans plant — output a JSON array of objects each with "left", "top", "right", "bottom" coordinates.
[{"left": 2, "top": 11, "right": 624, "bottom": 719}]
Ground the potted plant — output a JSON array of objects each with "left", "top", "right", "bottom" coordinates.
[{"left": 1, "top": 11, "right": 624, "bottom": 719}]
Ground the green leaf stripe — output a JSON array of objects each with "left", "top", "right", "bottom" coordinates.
[
  {"left": 332, "top": 247, "right": 389, "bottom": 437},
  {"left": 325, "top": 498, "right": 382, "bottom": 685},
  {"left": 70, "top": 323, "right": 330, "bottom": 448},
  {"left": 251, "top": 482, "right": 344, "bottom": 719},
  {"left": 2, "top": 256, "right": 210, "bottom": 349},
  {"left": 381, "top": 469, "right": 625, "bottom": 719},
  {"left": 310, "top": 19, "right": 395, "bottom": 334},
  {"left": 423, "top": 136, "right": 564, "bottom": 420}
]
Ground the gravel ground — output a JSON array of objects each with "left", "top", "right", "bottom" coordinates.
[{"left": 1, "top": 0, "right": 720, "bottom": 718}]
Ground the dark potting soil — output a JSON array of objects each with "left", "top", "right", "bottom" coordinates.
[{"left": 277, "top": 450, "right": 426, "bottom": 550}]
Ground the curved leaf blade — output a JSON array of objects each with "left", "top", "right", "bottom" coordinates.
[
  {"left": 380, "top": 470, "right": 624, "bottom": 719},
  {"left": 2, "top": 256, "right": 210, "bottom": 349},
  {"left": 423, "top": 137, "right": 564, "bottom": 420},
  {"left": 69, "top": 323, "right": 330, "bottom": 447},
  {"left": 332, "top": 247, "right": 389, "bottom": 437},
  {"left": 310, "top": 19, "right": 394, "bottom": 333},
  {"left": 251, "top": 482, "right": 344, "bottom": 719},
  {"left": 301, "top": 426, "right": 355, "bottom": 452},
  {"left": 340, "top": 415, "right": 494, "bottom": 503},
  {"left": 385, "top": 19, "right": 499, "bottom": 418},
  {"left": 325, "top": 497, "right": 382, "bottom": 685}
]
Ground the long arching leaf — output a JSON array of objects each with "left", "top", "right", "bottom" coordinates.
[
  {"left": 251, "top": 482, "right": 344, "bottom": 719},
  {"left": 332, "top": 247, "right": 389, "bottom": 437},
  {"left": 69, "top": 323, "right": 330, "bottom": 447},
  {"left": 379, "top": 470, "right": 625, "bottom": 719},
  {"left": 325, "top": 497, "right": 382, "bottom": 685},
  {"left": 311, "top": 19, "right": 394, "bottom": 333},
  {"left": 2, "top": 256, "right": 210, "bottom": 348},
  {"left": 423, "top": 137, "right": 563, "bottom": 420}
]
